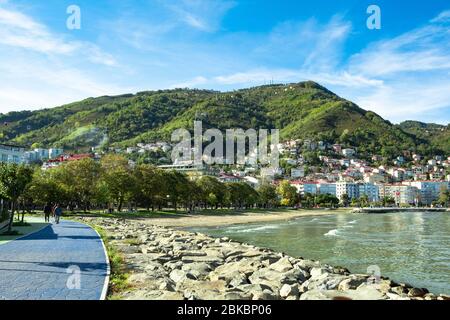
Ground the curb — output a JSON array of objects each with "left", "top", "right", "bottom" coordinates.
[
  {"left": 92, "top": 226, "right": 111, "bottom": 300},
  {"left": 63, "top": 218, "right": 111, "bottom": 300}
]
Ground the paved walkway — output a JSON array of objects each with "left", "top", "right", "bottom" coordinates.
[{"left": 0, "top": 219, "right": 109, "bottom": 300}]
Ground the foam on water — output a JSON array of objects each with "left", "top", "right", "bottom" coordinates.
[
  {"left": 324, "top": 229, "right": 339, "bottom": 236},
  {"left": 232, "top": 225, "right": 280, "bottom": 233}
]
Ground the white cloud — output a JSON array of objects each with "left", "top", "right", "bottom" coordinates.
[
  {"left": 197, "top": 11, "right": 450, "bottom": 124},
  {"left": 0, "top": 7, "right": 116, "bottom": 66},
  {"left": 0, "top": 5, "right": 122, "bottom": 112},
  {"left": 342, "top": 10, "right": 450, "bottom": 123},
  {"left": 348, "top": 26, "right": 450, "bottom": 76},
  {"left": 0, "top": 3, "right": 449, "bottom": 125},
  {"left": 431, "top": 10, "right": 450, "bottom": 23},
  {"left": 165, "top": 0, "right": 236, "bottom": 32},
  {"left": 0, "top": 54, "right": 126, "bottom": 112}
]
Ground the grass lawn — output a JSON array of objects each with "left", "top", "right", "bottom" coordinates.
[{"left": 0, "top": 216, "right": 49, "bottom": 245}]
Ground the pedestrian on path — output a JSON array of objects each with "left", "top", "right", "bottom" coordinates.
[
  {"left": 44, "top": 203, "right": 52, "bottom": 222},
  {"left": 54, "top": 204, "right": 63, "bottom": 224}
]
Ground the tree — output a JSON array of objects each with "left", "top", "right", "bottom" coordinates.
[
  {"left": 0, "top": 163, "right": 33, "bottom": 232},
  {"left": 257, "top": 183, "right": 278, "bottom": 208},
  {"left": 225, "top": 182, "right": 258, "bottom": 209},
  {"left": 27, "top": 169, "right": 66, "bottom": 206},
  {"left": 134, "top": 164, "right": 165, "bottom": 211},
  {"left": 276, "top": 180, "right": 298, "bottom": 207},
  {"left": 438, "top": 186, "right": 449, "bottom": 207},
  {"left": 163, "top": 170, "right": 192, "bottom": 211},
  {"left": 315, "top": 194, "right": 339, "bottom": 208},
  {"left": 56, "top": 158, "right": 102, "bottom": 212},
  {"left": 100, "top": 155, "right": 135, "bottom": 212},
  {"left": 359, "top": 194, "right": 369, "bottom": 208},
  {"left": 197, "top": 176, "right": 226, "bottom": 209},
  {"left": 382, "top": 196, "right": 395, "bottom": 207},
  {"left": 341, "top": 194, "right": 350, "bottom": 207},
  {"left": 302, "top": 193, "right": 315, "bottom": 208}
]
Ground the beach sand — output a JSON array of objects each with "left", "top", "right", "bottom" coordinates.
[{"left": 139, "top": 208, "right": 352, "bottom": 228}]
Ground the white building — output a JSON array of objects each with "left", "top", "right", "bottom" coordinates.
[
  {"left": 358, "top": 183, "right": 379, "bottom": 202},
  {"left": 342, "top": 148, "right": 356, "bottom": 157},
  {"left": 49, "top": 148, "right": 63, "bottom": 159},
  {"left": 404, "top": 181, "right": 449, "bottom": 205},
  {"left": 378, "top": 184, "right": 419, "bottom": 205},
  {"left": 318, "top": 183, "right": 337, "bottom": 196},
  {"left": 0, "top": 144, "right": 25, "bottom": 164},
  {"left": 336, "top": 181, "right": 359, "bottom": 200},
  {"left": 290, "top": 181, "right": 318, "bottom": 195},
  {"left": 34, "top": 148, "right": 49, "bottom": 159},
  {"left": 336, "top": 181, "right": 379, "bottom": 202}
]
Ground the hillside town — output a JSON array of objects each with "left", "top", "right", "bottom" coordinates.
[{"left": 1, "top": 138, "right": 449, "bottom": 208}]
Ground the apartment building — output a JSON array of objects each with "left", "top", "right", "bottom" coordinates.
[
  {"left": 0, "top": 144, "right": 25, "bottom": 164},
  {"left": 378, "top": 184, "right": 419, "bottom": 205}
]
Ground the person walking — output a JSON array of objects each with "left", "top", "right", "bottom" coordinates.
[
  {"left": 54, "top": 204, "right": 63, "bottom": 224},
  {"left": 44, "top": 203, "right": 52, "bottom": 223}
]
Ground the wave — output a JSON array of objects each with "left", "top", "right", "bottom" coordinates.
[
  {"left": 232, "top": 225, "right": 280, "bottom": 233},
  {"left": 348, "top": 220, "right": 357, "bottom": 224},
  {"left": 324, "top": 229, "right": 339, "bottom": 236}
]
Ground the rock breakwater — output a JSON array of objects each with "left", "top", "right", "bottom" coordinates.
[{"left": 80, "top": 218, "right": 448, "bottom": 301}]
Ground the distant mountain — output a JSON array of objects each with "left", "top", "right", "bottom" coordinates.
[
  {"left": 0, "top": 81, "right": 448, "bottom": 158},
  {"left": 397, "top": 121, "right": 450, "bottom": 154}
]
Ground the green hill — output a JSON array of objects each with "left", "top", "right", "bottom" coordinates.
[{"left": 0, "top": 81, "right": 448, "bottom": 158}]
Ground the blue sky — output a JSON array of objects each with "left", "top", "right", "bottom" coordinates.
[{"left": 0, "top": 0, "right": 449, "bottom": 124}]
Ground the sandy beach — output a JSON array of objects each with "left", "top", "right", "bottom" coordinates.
[{"left": 139, "top": 208, "right": 352, "bottom": 228}]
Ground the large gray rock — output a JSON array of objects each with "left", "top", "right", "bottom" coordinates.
[
  {"left": 181, "top": 255, "right": 223, "bottom": 265},
  {"left": 229, "top": 273, "right": 249, "bottom": 287},
  {"left": 181, "top": 262, "right": 212, "bottom": 279},
  {"left": 180, "top": 280, "right": 227, "bottom": 300},
  {"left": 252, "top": 290, "right": 280, "bottom": 300},
  {"left": 248, "top": 268, "right": 284, "bottom": 292},
  {"left": 269, "top": 257, "right": 293, "bottom": 273},
  {"left": 310, "top": 267, "right": 331, "bottom": 279},
  {"left": 122, "top": 289, "right": 184, "bottom": 300},
  {"left": 295, "top": 259, "right": 321, "bottom": 271},
  {"left": 209, "top": 259, "right": 262, "bottom": 282},
  {"left": 300, "top": 286, "right": 386, "bottom": 300},
  {"left": 280, "top": 267, "right": 309, "bottom": 285},
  {"left": 223, "top": 290, "right": 253, "bottom": 300},
  {"left": 408, "top": 287, "right": 428, "bottom": 297},
  {"left": 169, "top": 269, "right": 196, "bottom": 283},
  {"left": 306, "top": 273, "right": 347, "bottom": 291},
  {"left": 279, "top": 284, "right": 299, "bottom": 299},
  {"left": 338, "top": 276, "right": 367, "bottom": 291}
]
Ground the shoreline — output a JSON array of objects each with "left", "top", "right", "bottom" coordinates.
[
  {"left": 137, "top": 209, "right": 353, "bottom": 228},
  {"left": 77, "top": 217, "right": 447, "bottom": 300}
]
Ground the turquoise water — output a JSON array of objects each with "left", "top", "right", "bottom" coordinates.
[{"left": 191, "top": 212, "right": 450, "bottom": 295}]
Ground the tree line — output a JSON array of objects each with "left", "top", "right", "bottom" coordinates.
[{"left": 0, "top": 155, "right": 348, "bottom": 233}]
